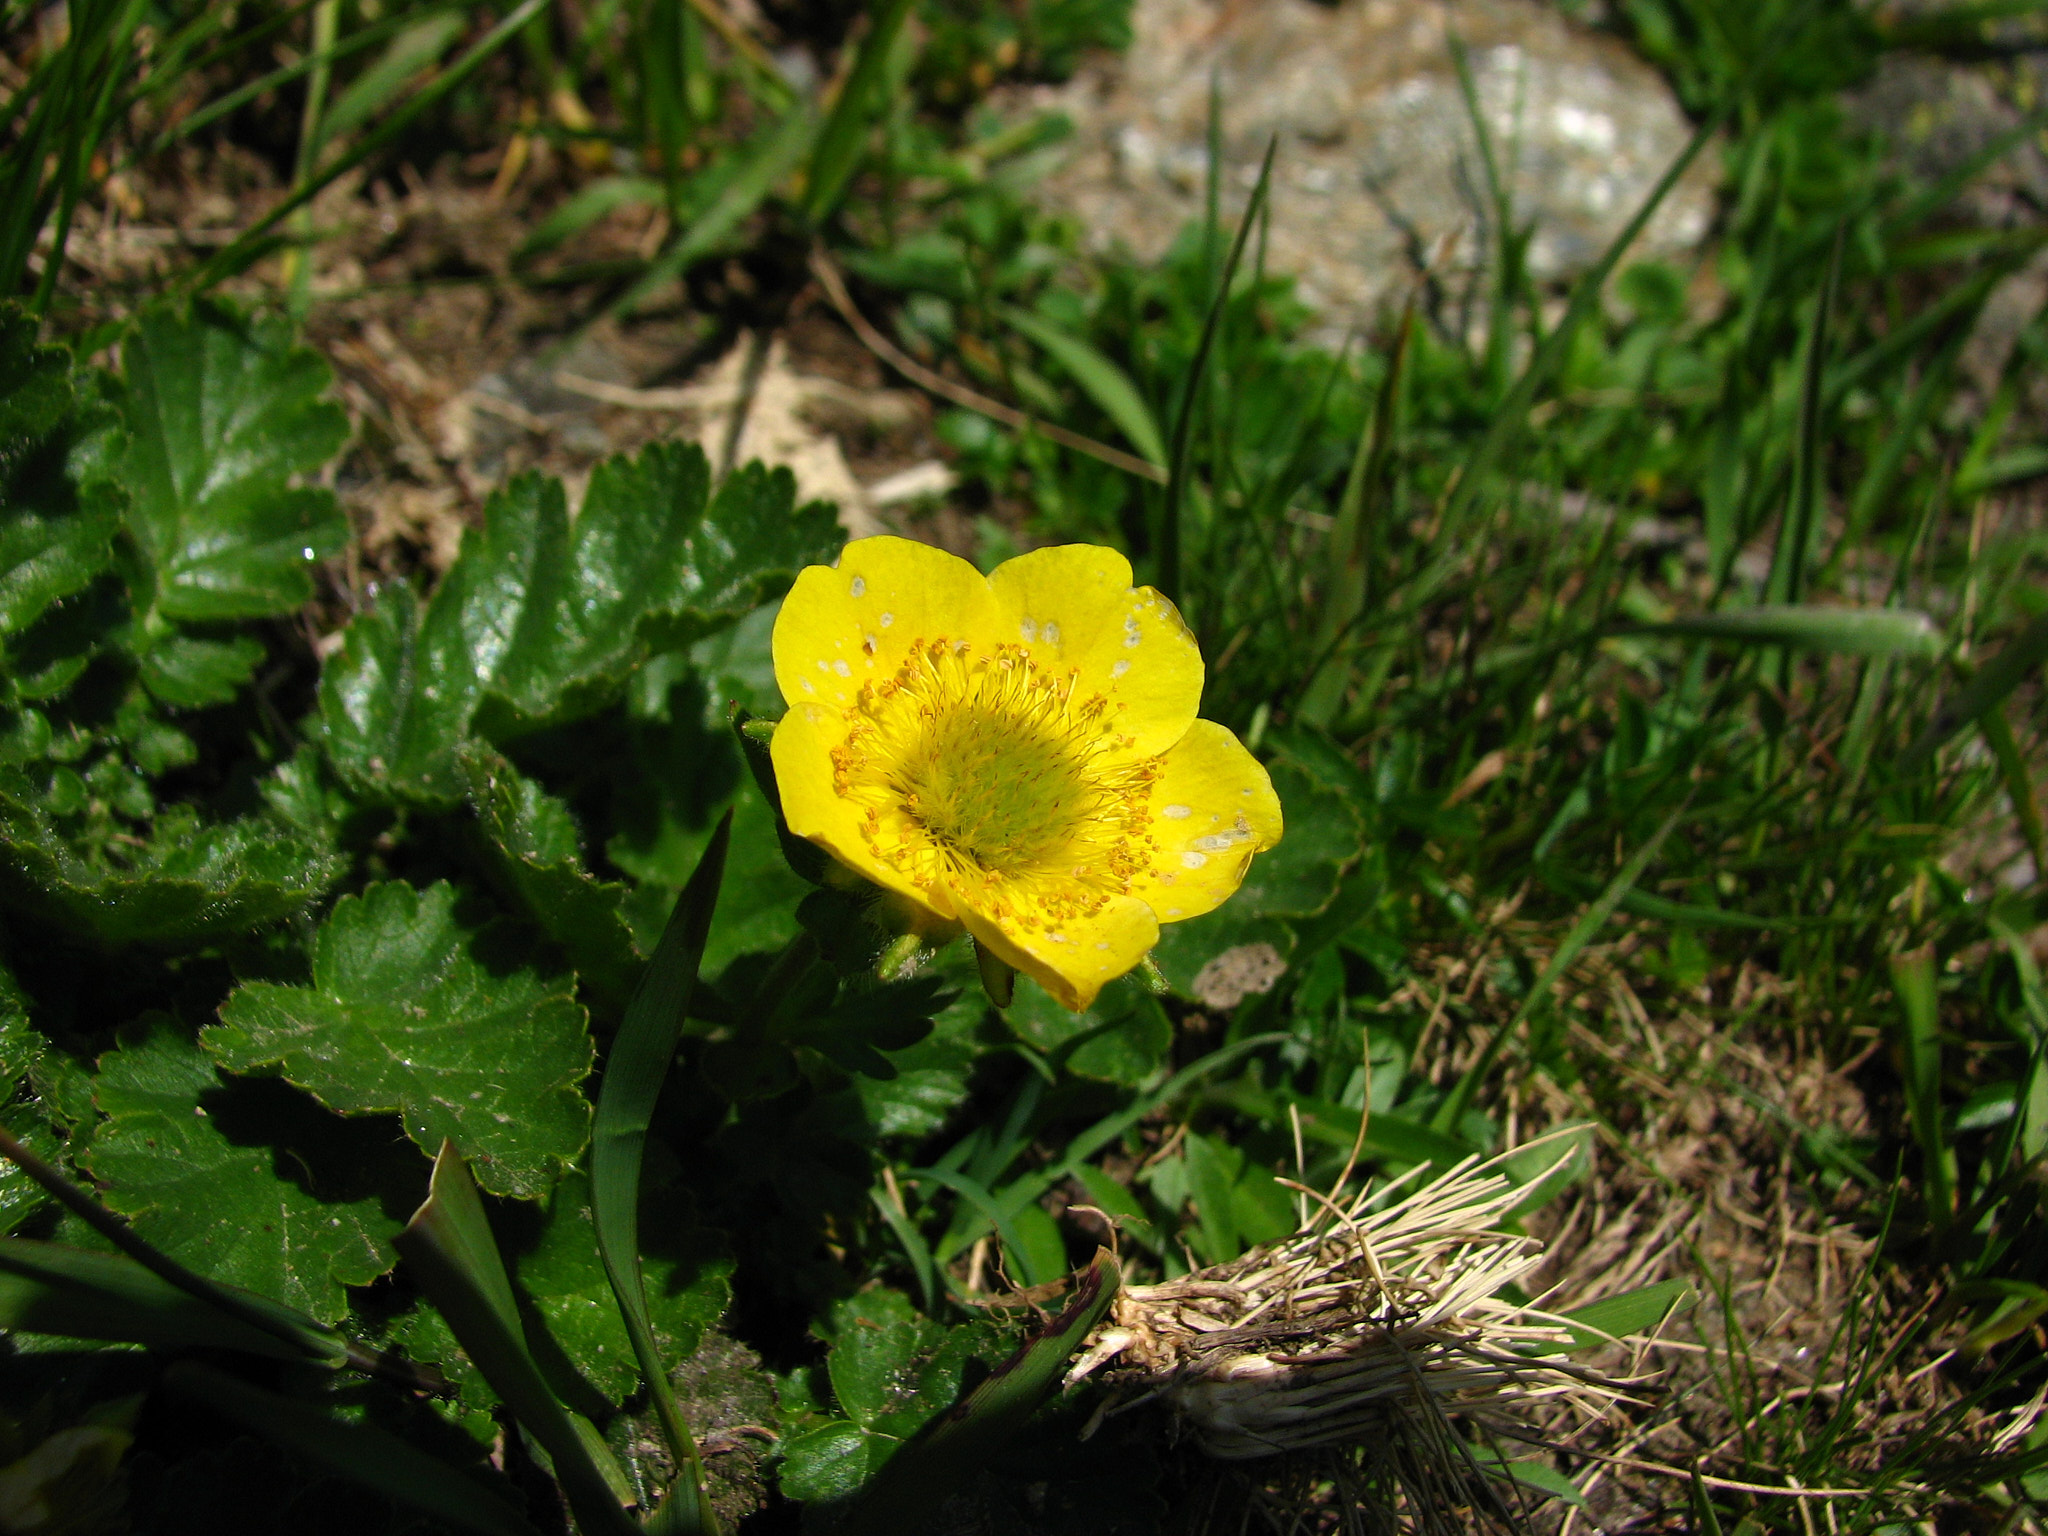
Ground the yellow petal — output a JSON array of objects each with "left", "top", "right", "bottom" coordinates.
[
  {"left": 770, "top": 700, "right": 959, "bottom": 921},
  {"left": 984, "top": 544, "right": 1202, "bottom": 758},
  {"left": 772, "top": 536, "right": 1000, "bottom": 715},
  {"left": 954, "top": 888, "right": 1159, "bottom": 1012},
  {"left": 1129, "top": 719, "right": 1284, "bottom": 924}
]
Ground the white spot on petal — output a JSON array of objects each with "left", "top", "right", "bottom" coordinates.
[
  {"left": 880, "top": 611, "right": 894, "bottom": 628},
  {"left": 832, "top": 659, "right": 851, "bottom": 677},
  {"left": 1047, "top": 930, "right": 1066, "bottom": 943},
  {"left": 1182, "top": 851, "right": 1209, "bottom": 869},
  {"left": 1162, "top": 804, "right": 1192, "bottom": 820},
  {"left": 1124, "top": 617, "right": 1142, "bottom": 648},
  {"left": 816, "top": 660, "right": 830, "bottom": 671},
  {"left": 1043, "top": 621, "right": 1060, "bottom": 644},
  {"left": 1112, "top": 660, "right": 1131, "bottom": 679},
  {"left": 1095, "top": 942, "right": 1110, "bottom": 951},
  {"left": 802, "top": 680, "right": 815, "bottom": 694},
  {"left": 1168, "top": 907, "right": 1184, "bottom": 917},
  {"left": 1020, "top": 619, "right": 1038, "bottom": 642},
  {"left": 850, "top": 575, "right": 867, "bottom": 597}
]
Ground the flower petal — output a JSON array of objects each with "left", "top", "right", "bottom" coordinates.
[
  {"left": 954, "top": 889, "right": 1159, "bottom": 1012},
  {"left": 984, "top": 544, "right": 1202, "bottom": 758},
  {"left": 1129, "top": 720, "right": 1284, "bottom": 924},
  {"left": 772, "top": 536, "right": 1000, "bottom": 714},
  {"left": 770, "top": 701, "right": 959, "bottom": 920}
]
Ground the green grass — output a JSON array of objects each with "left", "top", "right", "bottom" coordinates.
[{"left": 4, "top": 0, "right": 2048, "bottom": 1530}]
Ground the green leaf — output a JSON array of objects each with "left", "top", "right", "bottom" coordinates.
[
  {"left": 321, "top": 444, "right": 838, "bottom": 806},
  {"left": 1006, "top": 974, "right": 1171, "bottom": 1086},
  {"left": 827, "top": 1288, "right": 988, "bottom": 1440},
  {"left": 998, "top": 305, "right": 1165, "bottom": 467},
  {"left": 514, "top": 1170, "right": 733, "bottom": 1407},
  {"left": 394, "top": 1143, "right": 641, "bottom": 1536},
  {"left": 81, "top": 1017, "right": 400, "bottom": 1324},
  {"left": 161, "top": 1361, "right": 544, "bottom": 1536},
  {"left": 314, "top": 10, "right": 467, "bottom": 150},
  {"left": 136, "top": 632, "right": 265, "bottom": 709},
  {"left": 463, "top": 751, "right": 640, "bottom": 1003},
  {"left": 119, "top": 301, "right": 349, "bottom": 622},
  {"left": 778, "top": 1287, "right": 997, "bottom": 1503},
  {"left": 0, "top": 1238, "right": 317, "bottom": 1359},
  {"left": 209, "top": 881, "right": 593, "bottom": 1200},
  {"left": 0, "top": 778, "right": 342, "bottom": 946},
  {"left": 1550, "top": 1277, "right": 1695, "bottom": 1352},
  {"left": 1635, "top": 604, "right": 1943, "bottom": 658},
  {"left": 0, "top": 306, "right": 120, "bottom": 641},
  {"left": 832, "top": 1252, "right": 1123, "bottom": 1536},
  {"left": 801, "top": 0, "right": 916, "bottom": 224}
]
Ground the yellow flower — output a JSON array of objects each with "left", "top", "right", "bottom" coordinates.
[{"left": 769, "top": 537, "right": 1282, "bottom": 1010}]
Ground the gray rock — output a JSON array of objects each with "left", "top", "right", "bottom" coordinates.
[{"left": 1004, "top": 0, "right": 1717, "bottom": 338}]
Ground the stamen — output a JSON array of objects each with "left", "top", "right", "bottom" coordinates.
[{"left": 826, "top": 637, "right": 1160, "bottom": 930}]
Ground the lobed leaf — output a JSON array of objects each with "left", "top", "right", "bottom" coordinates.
[
  {"left": 321, "top": 444, "right": 839, "bottom": 807},
  {"left": 82, "top": 1017, "right": 400, "bottom": 1324},
  {"left": 463, "top": 750, "right": 640, "bottom": 1003},
  {"left": 0, "top": 306, "right": 120, "bottom": 644},
  {"left": 209, "top": 880, "right": 594, "bottom": 1199},
  {"left": 0, "top": 775, "right": 341, "bottom": 947},
  {"left": 119, "top": 302, "right": 349, "bottom": 622}
]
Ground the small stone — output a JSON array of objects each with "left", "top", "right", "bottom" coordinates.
[
  {"left": 1004, "top": 0, "right": 1717, "bottom": 342},
  {"left": 1192, "top": 942, "right": 1289, "bottom": 1010}
]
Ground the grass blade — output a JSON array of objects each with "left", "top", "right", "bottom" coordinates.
[
  {"left": 608, "top": 102, "right": 819, "bottom": 320},
  {"left": 1770, "top": 227, "right": 1844, "bottom": 609},
  {"left": 1432, "top": 803, "right": 1688, "bottom": 1134},
  {"left": 589, "top": 811, "right": 732, "bottom": 1535},
  {"left": 801, "top": 0, "right": 917, "bottom": 226},
  {"left": 179, "top": 0, "right": 551, "bottom": 298},
  {"left": 162, "top": 1361, "right": 542, "bottom": 1536},
  {"left": 1435, "top": 105, "right": 1725, "bottom": 541},
  {"left": 1889, "top": 946, "right": 1954, "bottom": 1226},
  {"left": 0, "top": 1238, "right": 312, "bottom": 1361},
  {"left": 997, "top": 304, "right": 1165, "bottom": 468},
  {"left": 516, "top": 175, "right": 663, "bottom": 265},
  {"left": 0, "top": 1122, "right": 348, "bottom": 1366},
  {"left": 394, "top": 1142, "right": 640, "bottom": 1536},
  {"left": 1901, "top": 608, "right": 2048, "bottom": 769},
  {"left": 1633, "top": 605, "right": 1943, "bottom": 658},
  {"left": 316, "top": 9, "right": 466, "bottom": 151},
  {"left": 1161, "top": 135, "right": 1276, "bottom": 609},
  {"left": 1299, "top": 303, "right": 1414, "bottom": 725}
]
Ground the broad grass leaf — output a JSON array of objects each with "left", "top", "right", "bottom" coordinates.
[
  {"left": 506, "top": 1171, "right": 732, "bottom": 1407},
  {"left": 1550, "top": 1277, "right": 1694, "bottom": 1352},
  {"left": 82, "top": 1017, "right": 400, "bottom": 1323},
  {"left": 208, "top": 881, "right": 595, "bottom": 1199},
  {"left": 462, "top": 750, "right": 639, "bottom": 1002},
  {"left": 0, "top": 775, "right": 341, "bottom": 946},
  {"left": 119, "top": 302, "right": 349, "bottom": 622},
  {"left": 321, "top": 444, "right": 838, "bottom": 807},
  {"left": 0, "top": 307, "right": 120, "bottom": 640}
]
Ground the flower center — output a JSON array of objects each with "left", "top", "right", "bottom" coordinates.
[
  {"left": 900, "top": 701, "right": 1093, "bottom": 870},
  {"left": 827, "top": 638, "right": 1157, "bottom": 924}
]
